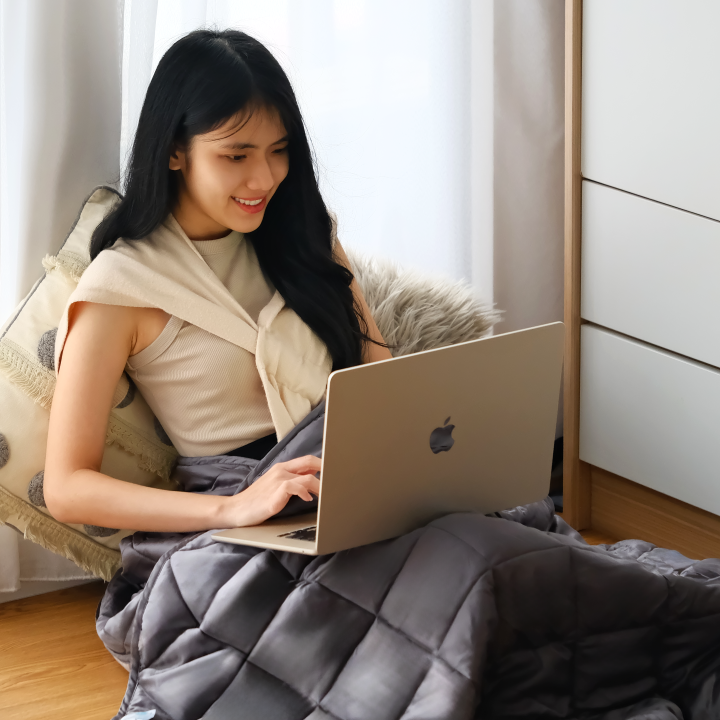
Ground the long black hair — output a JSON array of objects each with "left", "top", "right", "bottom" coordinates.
[{"left": 91, "top": 28, "right": 378, "bottom": 370}]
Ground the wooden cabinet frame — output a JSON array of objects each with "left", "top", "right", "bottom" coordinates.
[{"left": 562, "top": 0, "right": 720, "bottom": 558}]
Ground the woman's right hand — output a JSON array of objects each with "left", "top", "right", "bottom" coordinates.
[{"left": 217, "top": 455, "right": 322, "bottom": 529}]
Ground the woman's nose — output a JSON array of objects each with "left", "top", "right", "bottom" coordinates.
[{"left": 246, "top": 157, "right": 275, "bottom": 192}]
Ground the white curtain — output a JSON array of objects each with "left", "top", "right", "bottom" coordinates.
[
  {"left": 124, "top": 0, "right": 485, "bottom": 283},
  {"left": 0, "top": 0, "right": 123, "bottom": 596},
  {"left": 0, "top": 0, "right": 563, "bottom": 597}
]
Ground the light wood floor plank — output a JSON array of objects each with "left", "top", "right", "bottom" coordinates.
[{"left": 0, "top": 582, "right": 128, "bottom": 720}]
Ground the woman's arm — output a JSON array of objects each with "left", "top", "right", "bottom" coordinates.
[
  {"left": 333, "top": 241, "right": 393, "bottom": 364},
  {"left": 44, "top": 301, "right": 320, "bottom": 532}
]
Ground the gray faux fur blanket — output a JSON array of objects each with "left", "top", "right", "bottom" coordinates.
[{"left": 345, "top": 247, "right": 501, "bottom": 357}]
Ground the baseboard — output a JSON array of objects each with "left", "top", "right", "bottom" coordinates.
[
  {"left": 0, "top": 578, "right": 98, "bottom": 605},
  {"left": 590, "top": 465, "right": 720, "bottom": 559}
]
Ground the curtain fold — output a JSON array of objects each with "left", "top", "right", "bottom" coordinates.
[
  {"left": 0, "top": 0, "right": 564, "bottom": 596},
  {"left": 493, "top": 0, "right": 565, "bottom": 436},
  {"left": 493, "top": 0, "right": 565, "bottom": 334}
]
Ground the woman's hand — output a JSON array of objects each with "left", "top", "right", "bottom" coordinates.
[{"left": 216, "top": 455, "right": 322, "bottom": 529}]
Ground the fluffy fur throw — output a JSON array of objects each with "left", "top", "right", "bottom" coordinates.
[{"left": 344, "top": 247, "right": 501, "bottom": 357}]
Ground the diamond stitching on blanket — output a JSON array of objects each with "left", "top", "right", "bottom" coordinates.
[
  {"left": 321, "top": 618, "right": 435, "bottom": 719},
  {"left": 438, "top": 572, "right": 496, "bottom": 680},
  {"left": 138, "top": 526, "right": 486, "bottom": 720},
  {"left": 402, "top": 656, "right": 477, "bottom": 719},
  {"left": 379, "top": 526, "right": 487, "bottom": 652},
  {"left": 142, "top": 524, "right": 720, "bottom": 717},
  {"left": 99, "top": 413, "right": 720, "bottom": 720},
  {"left": 308, "top": 578, "right": 483, "bottom": 688},
  {"left": 142, "top": 646, "right": 246, "bottom": 720},
  {"left": 116, "top": 521, "right": 720, "bottom": 720},
  {"left": 304, "top": 531, "right": 421, "bottom": 614},
  {"left": 200, "top": 553, "right": 304, "bottom": 653},
  {"left": 249, "top": 582, "right": 376, "bottom": 701},
  {"left": 202, "top": 660, "right": 314, "bottom": 720},
  {"left": 173, "top": 545, "right": 266, "bottom": 625}
]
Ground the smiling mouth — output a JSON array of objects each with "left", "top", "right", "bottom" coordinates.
[{"left": 232, "top": 196, "right": 267, "bottom": 214}]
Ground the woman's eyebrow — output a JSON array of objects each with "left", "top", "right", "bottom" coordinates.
[{"left": 220, "top": 134, "right": 289, "bottom": 150}]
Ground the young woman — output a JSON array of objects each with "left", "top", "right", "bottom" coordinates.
[{"left": 44, "top": 29, "right": 391, "bottom": 534}]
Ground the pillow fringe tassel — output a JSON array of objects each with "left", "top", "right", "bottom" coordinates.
[
  {"left": 0, "top": 339, "right": 55, "bottom": 409},
  {"left": 42, "top": 252, "right": 89, "bottom": 284},
  {"left": 0, "top": 486, "right": 122, "bottom": 581},
  {"left": 107, "top": 415, "right": 177, "bottom": 481}
]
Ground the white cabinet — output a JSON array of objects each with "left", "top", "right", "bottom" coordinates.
[
  {"left": 580, "top": 325, "right": 720, "bottom": 516},
  {"left": 582, "top": 181, "right": 720, "bottom": 368},
  {"left": 582, "top": 0, "right": 720, "bottom": 221},
  {"left": 571, "top": 0, "right": 720, "bottom": 540}
]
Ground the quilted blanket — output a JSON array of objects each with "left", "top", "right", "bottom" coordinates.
[{"left": 98, "top": 403, "right": 720, "bottom": 720}]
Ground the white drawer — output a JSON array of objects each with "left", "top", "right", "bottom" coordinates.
[
  {"left": 580, "top": 325, "right": 720, "bottom": 516},
  {"left": 582, "top": 0, "right": 720, "bottom": 220},
  {"left": 582, "top": 181, "right": 720, "bottom": 368}
]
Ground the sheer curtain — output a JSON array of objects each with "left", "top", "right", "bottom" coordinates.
[
  {"left": 0, "top": 0, "right": 123, "bottom": 597},
  {"left": 0, "top": 0, "right": 563, "bottom": 598},
  {"left": 125, "top": 0, "right": 486, "bottom": 283}
]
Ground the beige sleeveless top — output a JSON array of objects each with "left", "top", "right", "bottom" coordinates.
[{"left": 54, "top": 214, "right": 333, "bottom": 457}]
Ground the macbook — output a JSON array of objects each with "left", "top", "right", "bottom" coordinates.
[{"left": 212, "top": 321, "right": 564, "bottom": 555}]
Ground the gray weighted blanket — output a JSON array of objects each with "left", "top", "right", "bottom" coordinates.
[{"left": 98, "top": 402, "right": 720, "bottom": 720}]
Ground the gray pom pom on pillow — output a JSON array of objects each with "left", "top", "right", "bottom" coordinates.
[{"left": 345, "top": 248, "right": 501, "bottom": 358}]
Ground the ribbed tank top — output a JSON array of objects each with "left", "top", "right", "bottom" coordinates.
[
  {"left": 55, "top": 213, "right": 333, "bottom": 458},
  {"left": 124, "top": 228, "right": 275, "bottom": 457}
]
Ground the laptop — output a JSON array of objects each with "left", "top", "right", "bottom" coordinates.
[{"left": 212, "top": 321, "right": 564, "bottom": 555}]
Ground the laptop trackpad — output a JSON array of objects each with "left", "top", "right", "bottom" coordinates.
[{"left": 277, "top": 526, "right": 317, "bottom": 542}]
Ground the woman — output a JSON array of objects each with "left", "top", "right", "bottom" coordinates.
[{"left": 44, "top": 29, "right": 391, "bottom": 534}]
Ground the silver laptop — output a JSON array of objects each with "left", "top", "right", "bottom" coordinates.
[{"left": 212, "top": 321, "right": 564, "bottom": 555}]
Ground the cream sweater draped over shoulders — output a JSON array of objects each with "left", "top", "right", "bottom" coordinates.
[{"left": 54, "top": 215, "right": 333, "bottom": 456}]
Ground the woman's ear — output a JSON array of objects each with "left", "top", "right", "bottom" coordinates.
[{"left": 169, "top": 147, "right": 185, "bottom": 171}]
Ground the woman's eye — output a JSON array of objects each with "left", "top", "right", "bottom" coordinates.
[
  {"left": 228, "top": 155, "right": 246, "bottom": 162},
  {"left": 273, "top": 146, "right": 289, "bottom": 154}
]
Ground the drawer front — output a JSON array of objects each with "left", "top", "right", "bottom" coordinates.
[
  {"left": 582, "top": 181, "right": 720, "bottom": 368},
  {"left": 582, "top": 0, "right": 720, "bottom": 220},
  {"left": 580, "top": 325, "right": 720, "bottom": 516}
]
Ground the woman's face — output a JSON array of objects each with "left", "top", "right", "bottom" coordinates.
[{"left": 169, "top": 106, "right": 290, "bottom": 240}]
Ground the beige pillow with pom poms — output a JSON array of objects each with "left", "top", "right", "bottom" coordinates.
[{"left": 0, "top": 187, "right": 178, "bottom": 581}]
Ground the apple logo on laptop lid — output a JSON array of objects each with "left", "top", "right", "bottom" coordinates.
[{"left": 429, "top": 417, "right": 455, "bottom": 454}]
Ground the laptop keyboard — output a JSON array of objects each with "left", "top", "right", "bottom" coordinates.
[{"left": 277, "top": 526, "right": 317, "bottom": 542}]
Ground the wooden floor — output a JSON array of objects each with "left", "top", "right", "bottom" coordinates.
[
  {"left": 0, "top": 525, "right": 617, "bottom": 720},
  {"left": 572, "top": 526, "right": 616, "bottom": 545},
  {"left": 0, "top": 582, "right": 128, "bottom": 720}
]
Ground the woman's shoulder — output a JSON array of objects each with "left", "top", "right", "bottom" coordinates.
[
  {"left": 81, "top": 217, "right": 179, "bottom": 286},
  {"left": 76, "top": 240, "right": 135, "bottom": 293},
  {"left": 72, "top": 226, "right": 174, "bottom": 306},
  {"left": 95, "top": 216, "right": 175, "bottom": 260},
  {"left": 54, "top": 218, "right": 178, "bottom": 372}
]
